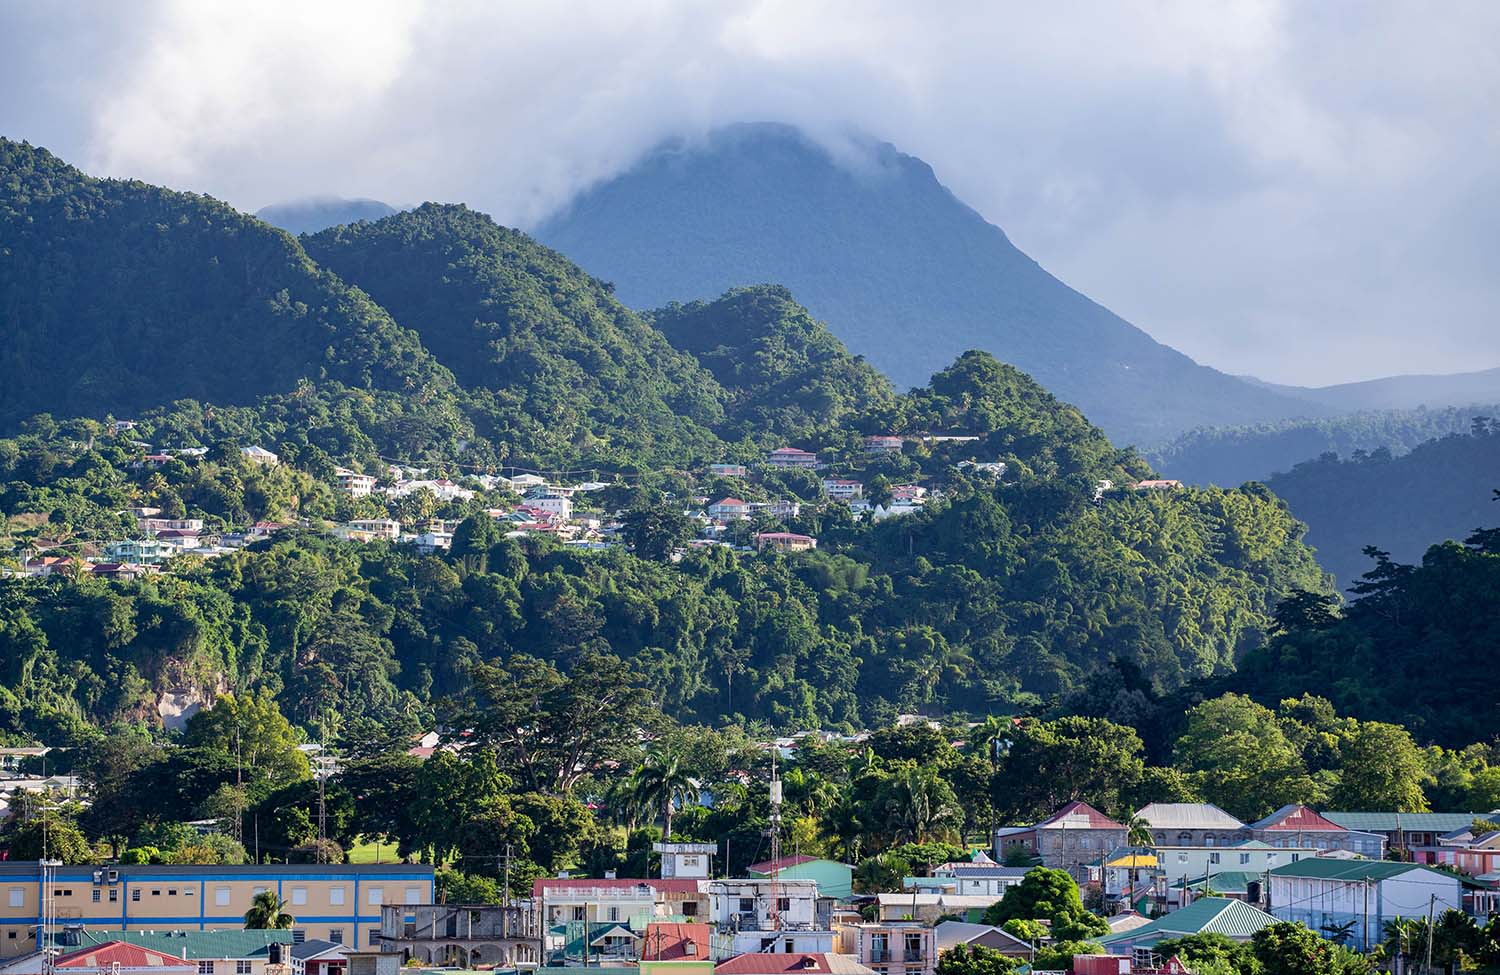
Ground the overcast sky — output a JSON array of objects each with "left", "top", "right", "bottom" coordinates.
[{"left": 2, "top": 0, "right": 1496, "bottom": 386}]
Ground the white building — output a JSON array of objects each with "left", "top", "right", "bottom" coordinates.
[
  {"left": 707, "top": 879, "right": 835, "bottom": 955},
  {"left": 241, "top": 446, "right": 279, "bottom": 466},
  {"left": 337, "top": 519, "right": 401, "bottom": 542},
  {"left": 336, "top": 468, "right": 378, "bottom": 497},
  {"left": 1268, "top": 860, "right": 1462, "bottom": 950},
  {"left": 654, "top": 842, "right": 716, "bottom": 879},
  {"left": 708, "top": 498, "right": 752, "bottom": 521},
  {"left": 525, "top": 493, "right": 573, "bottom": 521},
  {"left": 822, "top": 479, "right": 864, "bottom": 501},
  {"left": 1151, "top": 841, "right": 1326, "bottom": 898}
]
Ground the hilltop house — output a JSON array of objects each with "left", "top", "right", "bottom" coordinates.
[
  {"left": 1135, "top": 803, "right": 1249, "bottom": 847},
  {"left": 708, "top": 498, "right": 752, "bottom": 521},
  {"left": 821, "top": 479, "right": 863, "bottom": 501},
  {"left": 765, "top": 448, "right": 819, "bottom": 470},
  {"left": 863, "top": 436, "right": 904, "bottom": 457},
  {"left": 335, "top": 468, "right": 377, "bottom": 497},
  {"left": 709, "top": 463, "right": 749, "bottom": 478},
  {"left": 755, "top": 532, "right": 817, "bottom": 553},
  {"left": 1133, "top": 479, "right": 1181, "bottom": 491},
  {"left": 241, "top": 446, "right": 279, "bottom": 466}
]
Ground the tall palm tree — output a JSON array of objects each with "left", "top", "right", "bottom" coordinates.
[
  {"left": 1125, "top": 815, "right": 1154, "bottom": 848},
  {"left": 243, "top": 890, "right": 295, "bottom": 929},
  {"left": 885, "top": 766, "right": 964, "bottom": 845},
  {"left": 630, "top": 747, "right": 697, "bottom": 840}
]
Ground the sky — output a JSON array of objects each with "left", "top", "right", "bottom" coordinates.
[{"left": 2, "top": 0, "right": 1497, "bottom": 386}]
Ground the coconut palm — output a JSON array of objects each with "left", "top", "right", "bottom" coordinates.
[
  {"left": 243, "top": 890, "right": 295, "bottom": 929},
  {"left": 884, "top": 766, "right": 964, "bottom": 845},
  {"left": 1125, "top": 815, "right": 1154, "bottom": 848},
  {"left": 630, "top": 747, "right": 697, "bottom": 840}
]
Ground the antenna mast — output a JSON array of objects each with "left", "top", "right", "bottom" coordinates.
[{"left": 768, "top": 745, "right": 783, "bottom": 932}]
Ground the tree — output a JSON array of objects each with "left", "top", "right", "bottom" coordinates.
[
  {"left": 243, "top": 890, "right": 295, "bottom": 929},
  {"left": 450, "top": 513, "right": 501, "bottom": 572},
  {"left": 992, "top": 717, "right": 1143, "bottom": 822},
  {"left": 933, "top": 942, "right": 1022, "bottom": 975},
  {"left": 1124, "top": 814, "right": 1153, "bottom": 848},
  {"left": 982, "top": 867, "right": 1108, "bottom": 942},
  {"left": 882, "top": 766, "right": 964, "bottom": 845},
  {"left": 1252, "top": 922, "right": 1372, "bottom": 975},
  {"left": 1174, "top": 694, "right": 1322, "bottom": 821},
  {"left": 1331, "top": 721, "right": 1429, "bottom": 811},
  {"left": 184, "top": 691, "right": 310, "bottom": 789},
  {"left": 2, "top": 815, "right": 94, "bottom": 863},
  {"left": 630, "top": 748, "right": 698, "bottom": 841},
  {"left": 1151, "top": 933, "right": 1256, "bottom": 975},
  {"left": 620, "top": 504, "right": 694, "bottom": 562}
]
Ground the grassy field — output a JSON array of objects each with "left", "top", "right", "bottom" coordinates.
[{"left": 346, "top": 836, "right": 397, "bottom": 864}]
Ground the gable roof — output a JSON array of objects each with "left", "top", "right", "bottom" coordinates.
[
  {"left": 932, "top": 921, "right": 1032, "bottom": 953},
  {"left": 1268, "top": 859, "right": 1459, "bottom": 883},
  {"left": 714, "top": 954, "right": 873, "bottom": 975},
  {"left": 1321, "top": 812, "right": 1488, "bottom": 833},
  {"left": 747, "top": 854, "right": 837, "bottom": 874},
  {"left": 641, "top": 923, "right": 712, "bottom": 962},
  {"left": 1100, "top": 897, "right": 1276, "bottom": 946},
  {"left": 1251, "top": 804, "right": 1347, "bottom": 832},
  {"left": 1036, "top": 800, "right": 1123, "bottom": 831},
  {"left": 1184, "top": 872, "right": 1262, "bottom": 894},
  {"left": 54, "top": 944, "right": 194, "bottom": 969},
  {"left": 1135, "top": 803, "right": 1245, "bottom": 832},
  {"left": 74, "top": 931, "right": 294, "bottom": 960},
  {"left": 288, "top": 941, "right": 345, "bottom": 960}
]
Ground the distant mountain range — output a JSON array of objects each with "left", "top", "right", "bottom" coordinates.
[
  {"left": 1245, "top": 366, "right": 1500, "bottom": 413},
  {"left": 255, "top": 196, "right": 398, "bottom": 235},
  {"left": 535, "top": 123, "right": 1327, "bottom": 447}
]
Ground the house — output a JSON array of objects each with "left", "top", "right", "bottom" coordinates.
[
  {"left": 713, "top": 954, "right": 875, "bottom": 975},
  {"left": 992, "top": 826, "right": 1037, "bottom": 863},
  {"left": 1100, "top": 849, "right": 1161, "bottom": 911},
  {"left": 863, "top": 436, "right": 904, "bottom": 457},
  {"left": 336, "top": 519, "right": 401, "bottom": 543},
  {"left": 708, "top": 498, "right": 752, "bottom": 521},
  {"left": 531, "top": 878, "right": 709, "bottom": 934},
  {"left": 873, "top": 894, "right": 1000, "bottom": 924},
  {"left": 709, "top": 464, "right": 749, "bottom": 478},
  {"left": 655, "top": 843, "right": 718, "bottom": 879},
  {"left": 1132, "top": 479, "right": 1182, "bottom": 491},
  {"left": 1267, "top": 859, "right": 1462, "bottom": 950},
  {"left": 508, "top": 474, "right": 549, "bottom": 490},
  {"left": 765, "top": 447, "right": 820, "bottom": 470},
  {"left": 248, "top": 522, "right": 288, "bottom": 538},
  {"left": 1099, "top": 897, "right": 1277, "bottom": 955},
  {"left": 871, "top": 503, "right": 922, "bottom": 521},
  {"left": 1320, "top": 812, "right": 1491, "bottom": 863},
  {"left": 821, "top": 479, "right": 863, "bottom": 501},
  {"left": 44, "top": 930, "right": 297, "bottom": 975},
  {"left": 525, "top": 492, "right": 574, "bottom": 521},
  {"left": 153, "top": 529, "right": 202, "bottom": 550},
  {"left": 0, "top": 863, "right": 433, "bottom": 958},
  {"left": 889, "top": 485, "right": 927, "bottom": 503},
  {"left": 639, "top": 922, "right": 715, "bottom": 975},
  {"left": 90, "top": 562, "right": 152, "bottom": 580},
  {"left": 706, "top": 879, "right": 834, "bottom": 955},
  {"left": 4, "top": 941, "right": 196, "bottom": 975},
  {"left": 755, "top": 532, "right": 817, "bottom": 553},
  {"left": 377, "top": 903, "right": 534, "bottom": 969},
  {"left": 840, "top": 921, "right": 932, "bottom": 975},
  {"left": 1249, "top": 804, "right": 1385, "bottom": 857},
  {"left": 746, "top": 856, "right": 853, "bottom": 900},
  {"left": 1435, "top": 824, "right": 1500, "bottom": 876},
  {"left": 929, "top": 865, "right": 1028, "bottom": 899},
  {"left": 335, "top": 469, "right": 377, "bottom": 497},
  {"left": 288, "top": 940, "right": 349, "bottom": 975},
  {"left": 407, "top": 530, "right": 453, "bottom": 554},
  {"left": 1033, "top": 802, "right": 1128, "bottom": 881},
  {"left": 1135, "top": 803, "right": 1248, "bottom": 847},
  {"left": 1150, "top": 840, "right": 1323, "bottom": 899},
  {"left": 138, "top": 517, "right": 205, "bottom": 534},
  {"left": 931, "top": 921, "right": 1032, "bottom": 959},
  {"left": 240, "top": 446, "right": 279, "bottom": 466},
  {"left": 20, "top": 556, "right": 91, "bottom": 577},
  {"left": 756, "top": 500, "right": 802, "bottom": 520}
]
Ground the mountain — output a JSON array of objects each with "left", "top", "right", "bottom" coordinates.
[
  {"left": 255, "top": 196, "right": 399, "bottom": 235},
  {"left": 647, "top": 284, "right": 896, "bottom": 442},
  {"left": 1149, "top": 405, "right": 1500, "bottom": 487},
  {"left": 0, "top": 139, "right": 450, "bottom": 432},
  {"left": 1248, "top": 366, "right": 1500, "bottom": 413},
  {"left": 535, "top": 123, "right": 1319, "bottom": 447},
  {"left": 303, "top": 203, "right": 729, "bottom": 467},
  {"left": 1264, "top": 422, "right": 1500, "bottom": 591}
]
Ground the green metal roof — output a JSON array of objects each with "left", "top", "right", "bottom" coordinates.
[
  {"left": 1321, "top": 812, "right": 1487, "bottom": 832},
  {"left": 1267, "top": 859, "right": 1452, "bottom": 882},
  {"left": 1184, "top": 872, "right": 1260, "bottom": 893},
  {"left": 75, "top": 930, "right": 294, "bottom": 960},
  {"left": 1100, "top": 897, "right": 1277, "bottom": 946}
]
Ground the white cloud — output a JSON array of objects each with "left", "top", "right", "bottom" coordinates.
[{"left": 1, "top": 0, "right": 1496, "bottom": 384}]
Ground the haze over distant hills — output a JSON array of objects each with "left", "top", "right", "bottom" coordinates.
[
  {"left": 1246, "top": 365, "right": 1500, "bottom": 413},
  {"left": 256, "top": 196, "right": 398, "bottom": 235},
  {"left": 535, "top": 123, "right": 1321, "bottom": 447}
]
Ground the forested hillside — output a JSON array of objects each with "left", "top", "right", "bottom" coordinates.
[
  {"left": 536, "top": 123, "right": 1320, "bottom": 447},
  {"left": 1150, "top": 406, "right": 1500, "bottom": 486},
  {"left": 0, "top": 140, "right": 450, "bottom": 431},
  {"left": 1264, "top": 422, "right": 1500, "bottom": 590}
]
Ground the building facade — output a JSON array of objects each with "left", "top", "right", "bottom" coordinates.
[
  {"left": 1267, "top": 860, "right": 1463, "bottom": 950},
  {"left": 841, "top": 921, "right": 932, "bottom": 975}
]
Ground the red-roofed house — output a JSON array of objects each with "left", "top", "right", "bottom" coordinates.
[
  {"left": 1034, "top": 802, "right": 1128, "bottom": 881},
  {"left": 714, "top": 953, "right": 875, "bottom": 975},
  {"left": 708, "top": 498, "right": 752, "bottom": 521},
  {"left": 755, "top": 532, "right": 817, "bottom": 553},
  {"left": 765, "top": 448, "right": 820, "bottom": 470},
  {"left": 1251, "top": 805, "right": 1386, "bottom": 857},
  {"left": 639, "top": 922, "right": 714, "bottom": 975},
  {"left": 53, "top": 942, "right": 195, "bottom": 973}
]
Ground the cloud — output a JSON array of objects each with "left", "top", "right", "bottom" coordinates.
[{"left": 1, "top": 0, "right": 1496, "bottom": 384}]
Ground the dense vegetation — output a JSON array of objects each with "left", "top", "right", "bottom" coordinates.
[
  {"left": 1263, "top": 420, "right": 1500, "bottom": 589},
  {"left": 535, "top": 122, "right": 1321, "bottom": 447},
  {"left": 1149, "top": 405, "right": 1500, "bottom": 486},
  {"left": 0, "top": 139, "right": 452, "bottom": 432}
]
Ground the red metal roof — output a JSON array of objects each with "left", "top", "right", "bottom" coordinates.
[
  {"left": 530, "top": 877, "right": 702, "bottom": 897},
  {"left": 746, "top": 854, "right": 819, "bottom": 874},
  {"left": 714, "top": 954, "right": 838, "bottom": 975},
  {"left": 641, "top": 922, "right": 712, "bottom": 961},
  {"left": 55, "top": 943, "right": 195, "bottom": 969},
  {"left": 1253, "top": 804, "right": 1347, "bottom": 832},
  {"left": 1036, "top": 800, "right": 1125, "bottom": 830}
]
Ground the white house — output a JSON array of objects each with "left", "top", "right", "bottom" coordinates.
[
  {"left": 241, "top": 446, "right": 279, "bottom": 466},
  {"left": 1151, "top": 841, "right": 1325, "bottom": 898},
  {"left": 765, "top": 447, "right": 820, "bottom": 470},
  {"left": 336, "top": 468, "right": 378, "bottom": 497},
  {"left": 707, "top": 879, "right": 834, "bottom": 955},
  {"left": 1268, "top": 860, "right": 1462, "bottom": 950},
  {"left": 337, "top": 519, "right": 401, "bottom": 542},
  {"left": 822, "top": 479, "right": 864, "bottom": 501},
  {"left": 525, "top": 493, "right": 573, "bottom": 521}
]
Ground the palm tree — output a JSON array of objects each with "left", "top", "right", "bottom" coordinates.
[
  {"left": 243, "top": 890, "right": 295, "bottom": 929},
  {"left": 885, "top": 766, "right": 964, "bottom": 845},
  {"left": 630, "top": 747, "right": 697, "bottom": 840},
  {"left": 1125, "top": 815, "right": 1154, "bottom": 848}
]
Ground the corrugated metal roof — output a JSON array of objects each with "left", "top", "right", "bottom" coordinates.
[
  {"left": 1100, "top": 897, "right": 1276, "bottom": 946},
  {"left": 1267, "top": 859, "right": 1454, "bottom": 882},
  {"left": 1183, "top": 872, "right": 1260, "bottom": 893},
  {"left": 1036, "top": 801, "right": 1124, "bottom": 831},
  {"left": 1250, "top": 804, "right": 1347, "bottom": 832},
  {"left": 1134, "top": 803, "right": 1245, "bottom": 831},
  {"left": 55, "top": 943, "right": 195, "bottom": 969},
  {"left": 77, "top": 931, "right": 294, "bottom": 961},
  {"left": 1321, "top": 812, "right": 1488, "bottom": 832}
]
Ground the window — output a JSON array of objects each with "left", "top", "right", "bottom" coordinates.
[
  {"left": 368, "top": 931, "right": 379, "bottom": 947},
  {"left": 1205, "top": 836, "right": 1216, "bottom": 847},
  {"left": 58, "top": 889, "right": 72, "bottom": 898},
  {"left": 683, "top": 856, "right": 700, "bottom": 868},
  {"left": 404, "top": 887, "right": 421, "bottom": 905},
  {"left": 236, "top": 962, "right": 252, "bottom": 975},
  {"left": 681, "top": 902, "right": 698, "bottom": 917},
  {"left": 168, "top": 888, "right": 178, "bottom": 896},
  {"left": 199, "top": 962, "right": 214, "bottom": 975},
  {"left": 329, "top": 887, "right": 346, "bottom": 906},
  {"left": 6, "top": 890, "right": 20, "bottom": 908},
  {"left": 215, "top": 888, "right": 230, "bottom": 907},
  {"left": 1239, "top": 853, "right": 1252, "bottom": 865},
  {"left": 776, "top": 898, "right": 791, "bottom": 912},
  {"left": 367, "top": 887, "right": 383, "bottom": 906},
  {"left": 329, "top": 930, "right": 344, "bottom": 946},
  {"left": 253, "top": 887, "right": 268, "bottom": 896},
  {"left": 131, "top": 890, "right": 141, "bottom": 903},
  {"left": 6, "top": 933, "right": 14, "bottom": 940},
  {"left": 1290, "top": 853, "right": 1301, "bottom": 862},
  {"left": 572, "top": 907, "right": 586, "bottom": 921},
  {"left": 739, "top": 899, "right": 754, "bottom": 913},
  {"left": 292, "top": 930, "right": 306, "bottom": 945},
  {"left": 606, "top": 907, "right": 619, "bottom": 922},
  {"left": 1208, "top": 853, "right": 1220, "bottom": 865},
  {"left": 291, "top": 887, "right": 307, "bottom": 906},
  {"left": 92, "top": 891, "right": 100, "bottom": 903},
  {"left": 784, "top": 939, "right": 794, "bottom": 953},
  {"left": 109, "top": 890, "right": 118, "bottom": 903}
]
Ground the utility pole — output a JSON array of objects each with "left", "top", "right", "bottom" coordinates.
[
  {"left": 768, "top": 746, "right": 783, "bottom": 932},
  {"left": 1362, "top": 878, "right": 1371, "bottom": 953},
  {"left": 1424, "top": 892, "right": 1436, "bottom": 975}
]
